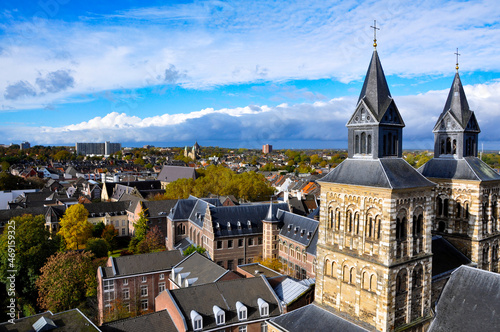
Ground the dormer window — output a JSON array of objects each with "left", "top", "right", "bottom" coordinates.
[
  {"left": 300, "top": 229, "right": 305, "bottom": 237},
  {"left": 258, "top": 298, "right": 269, "bottom": 317},
  {"left": 236, "top": 301, "right": 247, "bottom": 321},
  {"left": 190, "top": 310, "right": 203, "bottom": 331},
  {"left": 227, "top": 222, "right": 231, "bottom": 231},
  {"left": 237, "top": 221, "right": 242, "bottom": 229},
  {"left": 160, "top": 273, "right": 164, "bottom": 280},
  {"left": 213, "top": 305, "right": 225, "bottom": 325},
  {"left": 294, "top": 226, "right": 299, "bottom": 234},
  {"left": 287, "top": 224, "right": 292, "bottom": 231},
  {"left": 247, "top": 220, "right": 252, "bottom": 228}
]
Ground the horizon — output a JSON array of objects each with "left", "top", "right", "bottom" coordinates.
[{"left": 2, "top": 1, "right": 500, "bottom": 149}]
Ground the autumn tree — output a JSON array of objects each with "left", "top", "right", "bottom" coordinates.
[
  {"left": 137, "top": 226, "right": 164, "bottom": 253},
  {"left": 92, "top": 221, "right": 105, "bottom": 238},
  {"left": 58, "top": 204, "right": 93, "bottom": 250},
  {"left": 255, "top": 256, "right": 283, "bottom": 272},
  {"left": 36, "top": 251, "right": 104, "bottom": 313},
  {"left": 0, "top": 214, "right": 59, "bottom": 312},
  {"left": 101, "top": 224, "right": 118, "bottom": 250}
]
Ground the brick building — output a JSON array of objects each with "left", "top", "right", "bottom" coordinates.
[{"left": 96, "top": 250, "right": 183, "bottom": 324}]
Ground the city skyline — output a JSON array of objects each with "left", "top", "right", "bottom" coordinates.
[{"left": 1, "top": 0, "right": 500, "bottom": 149}]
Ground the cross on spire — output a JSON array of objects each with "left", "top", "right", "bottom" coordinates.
[
  {"left": 455, "top": 48, "right": 460, "bottom": 71},
  {"left": 371, "top": 20, "right": 380, "bottom": 48}
]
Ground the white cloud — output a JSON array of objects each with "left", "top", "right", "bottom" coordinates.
[{"left": 1, "top": 0, "right": 500, "bottom": 110}]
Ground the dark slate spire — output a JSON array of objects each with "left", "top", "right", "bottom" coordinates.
[
  {"left": 264, "top": 201, "right": 279, "bottom": 222},
  {"left": 441, "top": 72, "right": 471, "bottom": 128},
  {"left": 357, "top": 50, "right": 393, "bottom": 121}
]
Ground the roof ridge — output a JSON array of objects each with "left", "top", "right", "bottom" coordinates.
[{"left": 378, "top": 159, "right": 393, "bottom": 189}]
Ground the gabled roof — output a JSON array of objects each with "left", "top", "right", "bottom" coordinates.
[
  {"left": 171, "top": 252, "right": 228, "bottom": 287},
  {"left": 101, "top": 250, "right": 183, "bottom": 278},
  {"left": 268, "top": 303, "right": 369, "bottom": 332},
  {"left": 169, "top": 199, "right": 198, "bottom": 220},
  {"left": 418, "top": 157, "right": 500, "bottom": 182},
  {"left": 101, "top": 310, "right": 177, "bottom": 332},
  {"left": 188, "top": 199, "right": 214, "bottom": 228},
  {"left": 142, "top": 200, "right": 178, "bottom": 219},
  {"left": 84, "top": 201, "right": 130, "bottom": 216},
  {"left": 429, "top": 266, "right": 500, "bottom": 332},
  {"left": 272, "top": 277, "right": 314, "bottom": 305},
  {"left": 157, "top": 165, "right": 196, "bottom": 183},
  {"left": 320, "top": 158, "right": 435, "bottom": 189},
  {"left": 169, "top": 276, "right": 280, "bottom": 331}
]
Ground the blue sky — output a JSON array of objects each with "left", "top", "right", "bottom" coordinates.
[{"left": 1, "top": 0, "right": 500, "bottom": 149}]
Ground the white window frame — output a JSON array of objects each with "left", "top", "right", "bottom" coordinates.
[
  {"left": 258, "top": 298, "right": 269, "bottom": 317},
  {"left": 141, "top": 299, "right": 148, "bottom": 311},
  {"left": 239, "top": 325, "right": 247, "bottom": 332},
  {"left": 236, "top": 301, "right": 247, "bottom": 321},
  {"left": 142, "top": 276, "right": 147, "bottom": 283},
  {"left": 160, "top": 273, "right": 165, "bottom": 280},
  {"left": 123, "top": 278, "right": 128, "bottom": 286},
  {"left": 159, "top": 282, "right": 166, "bottom": 293},
  {"left": 191, "top": 310, "right": 203, "bottom": 331},
  {"left": 123, "top": 288, "right": 129, "bottom": 300},
  {"left": 140, "top": 285, "right": 148, "bottom": 297},
  {"left": 213, "top": 305, "right": 225, "bottom": 326}
]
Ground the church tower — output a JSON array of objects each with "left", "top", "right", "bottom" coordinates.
[
  {"left": 316, "top": 27, "right": 435, "bottom": 331},
  {"left": 419, "top": 53, "right": 500, "bottom": 272}
]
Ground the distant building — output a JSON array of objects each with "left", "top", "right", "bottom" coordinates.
[
  {"left": 20, "top": 141, "right": 30, "bottom": 150},
  {"left": 184, "top": 142, "right": 200, "bottom": 160},
  {"left": 76, "top": 141, "right": 121, "bottom": 156},
  {"left": 263, "top": 144, "right": 273, "bottom": 154}
]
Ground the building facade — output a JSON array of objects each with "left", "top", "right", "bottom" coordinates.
[
  {"left": 76, "top": 141, "right": 121, "bottom": 156},
  {"left": 315, "top": 47, "right": 435, "bottom": 331}
]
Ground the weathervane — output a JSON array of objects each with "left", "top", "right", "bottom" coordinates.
[
  {"left": 455, "top": 48, "right": 460, "bottom": 71},
  {"left": 371, "top": 20, "right": 380, "bottom": 48}
]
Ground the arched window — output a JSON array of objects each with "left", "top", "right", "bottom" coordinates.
[
  {"left": 354, "top": 212, "right": 360, "bottom": 235},
  {"left": 343, "top": 265, "right": 349, "bottom": 282},
  {"left": 440, "top": 139, "right": 445, "bottom": 155},
  {"left": 388, "top": 133, "right": 393, "bottom": 155},
  {"left": 361, "top": 132, "right": 366, "bottom": 154},
  {"left": 446, "top": 137, "right": 451, "bottom": 154},
  {"left": 395, "top": 269, "right": 408, "bottom": 327},
  {"left": 349, "top": 267, "right": 355, "bottom": 284},
  {"left": 456, "top": 201, "right": 462, "bottom": 218},
  {"left": 411, "top": 265, "right": 424, "bottom": 320},
  {"left": 367, "top": 135, "right": 372, "bottom": 154},
  {"left": 370, "top": 274, "right": 377, "bottom": 291},
  {"left": 328, "top": 207, "right": 334, "bottom": 229},
  {"left": 336, "top": 209, "right": 341, "bottom": 231},
  {"left": 331, "top": 261, "right": 337, "bottom": 278},
  {"left": 347, "top": 210, "right": 353, "bottom": 233},
  {"left": 437, "top": 197, "right": 443, "bottom": 216},
  {"left": 362, "top": 271, "right": 369, "bottom": 289},
  {"left": 376, "top": 216, "right": 381, "bottom": 239},
  {"left": 453, "top": 139, "right": 457, "bottom": 154},
  {"left": 355, "top": 135, "right": 360, "bottom": 154},
  {"left": 325, "top": 259, "right": 332, "bottom": 276}
]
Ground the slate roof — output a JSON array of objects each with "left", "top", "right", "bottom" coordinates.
[
  {"left": 169, "top": 276, "right": 280, "bottom": 331},
  {"left": 431, "top": 236, "right": 471, "bottom": 277},
  {"left": 268, "top": 303, "right": 369, "bottom": 332},
  {"left": 169, "top": 199, "right": 198, "bottom": 220},
  {"left": 101, "top": 310, "right": 177, "bottom": 332},
  {"left": 418, "top": 157, "right": 500, "bottom": 182},
  {"left": 84, "top": 201, "right": 130, "bottom": 216},
  {"left": 0, "top": 206, "right": 46, "bottom": 224},
  {"left": 436, "top": 72, "right": 474, "bottom": 130},
  {"left": 320, "top": 158, "right": 435, "bottom": 189},
  {"left": 142, "top": 200, "right": 178, "bottom": 219},
  {"left": 157, "top": 165, "right": 196, "bottom": 183},
  {"left": 357, "top": 50, "right": 393, "bottom": 122},
  {"left": 189, "top": 199, "right": 214, "bottom": 228},
  {"left": 210, "top": 203, "right": 289, "bottom": 238},
  {"left": 428, "top": 266, "right": 500, "bottom": 332},
  {"left": 0, "top": 309, "right": 101, "bottom": 332},
  {"left": 278, "top": 210, "right": 318, "bottom": 248},
  {"left": 101, "top": 250, "right": 183, "bottom": 278},
  {"left": 171, "top": 252, "right": 228, "bottom": 287}
]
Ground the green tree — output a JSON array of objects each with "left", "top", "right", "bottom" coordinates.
[
  {"left": 53, "top": 150, "right": 72, "bottom": 161},
  {"left": 86, "top": 238, "right": 110, "bottom": 258},
  {"left": 36, "top": 251, "right": 103, "bottom": 312},
  {"left": 183, "top": 245, "right": 206, "bottom": 256},
  {"left": 0, "top": 214, "right": 59, "bottom": 311},
  {"left": 58, "top": 204, "right": 93, "bottom": 250},
  {"left": 92, "top": 221, "right": 105, "bottom": 238},
  {"left": 129, "top": 209, "right": 149, "bottom": 253}
]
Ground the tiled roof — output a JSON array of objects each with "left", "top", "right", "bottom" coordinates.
[
  {"left": 269, "top": 303, "right": 369, "bottom": 332},
  {"left": 171, "top": 252, "right": 228, "bottom": 287},
  {"left": 320, "top": 158, "right": 435, "bottom": 189},
  {"left": 102, "top": 250, "right": 183, "bottom": 278},
  {"left": 419, "top": 157, "right": 500, "bottom": 181},
  {"left": 101, "top": 310, "right": 177, "bottom": 332},
  {"left": 169, "top": 276, "right": 280, "bottom": 331},
  {"left": 428, "top": 266, "right": 500, "bottom": 332},
  {"left": 157, "top": 165, "right": 196, "bottom": 183}
]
